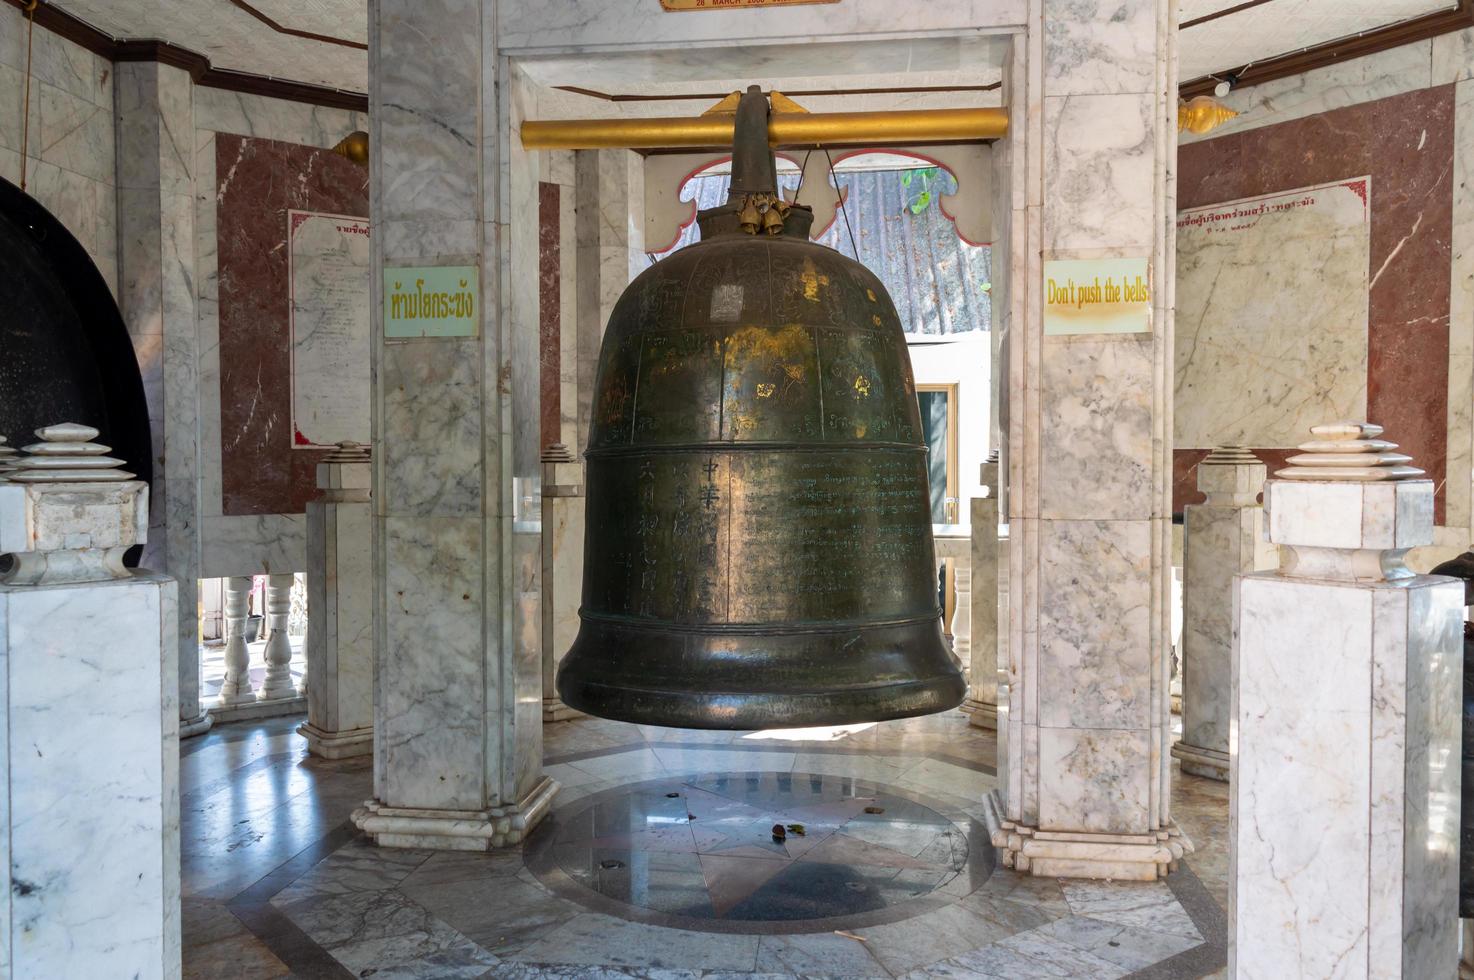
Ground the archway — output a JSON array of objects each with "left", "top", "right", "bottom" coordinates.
[{"left": 0, "top": 176, "right": 153, "bottom": 520}]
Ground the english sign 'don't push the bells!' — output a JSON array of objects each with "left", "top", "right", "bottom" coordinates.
[{"left": 1042, "top": 256, "right": 1152, "bottom": 336}]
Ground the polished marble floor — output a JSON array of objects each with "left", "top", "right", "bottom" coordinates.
[{"left": 181, "top": 711, "right": 1229, "bottom": 979}]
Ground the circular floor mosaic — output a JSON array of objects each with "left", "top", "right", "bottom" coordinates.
[{"left": 525, "top": 771, "right": 993, "bottom": 933}]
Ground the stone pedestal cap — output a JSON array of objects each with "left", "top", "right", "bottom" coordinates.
[
  {"left": 0, "top": 423, "right": 147, "bottom": 585},
  {"left": 979, "top": 449, "right": 1000, "bottom": 499},
  {"left": 1264, "top": 422, "right": 1432, "bottom": 575},
  {"left": 0, "top": 435, "right": 16, "bottom": 478},
  {"left": 1196, "top": 445, "right": 1265, "bottom": 502},
  {"left": 315, "top": 441, "right": 372, "bottom": 494}
]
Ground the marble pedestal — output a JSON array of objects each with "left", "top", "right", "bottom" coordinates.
[
  {"left": 301, "top": 447, "right": 374, "bottom": 759},
  {"left": 1231, "top": 477, "right": 1460, "bottom": 978},
  {"left": 0, "top": 465, "right": 179, "bottom": 979},
  {"left": 0, "top": 573, "right": 182, "bottom": 979},
  {"left": 963, "top": 459, "right": 1000, "bottom": 729},
  {"left": 1171, "top": 450, "right": 1274, "bottom": 781}
]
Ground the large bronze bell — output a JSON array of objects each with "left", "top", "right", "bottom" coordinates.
[{"left": 556, "top": 86, "right": 966, "bottom": 729}]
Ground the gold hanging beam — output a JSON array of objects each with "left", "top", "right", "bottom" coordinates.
[{"left": 520, "top": 106, "right": 1008, "bottom": 150}]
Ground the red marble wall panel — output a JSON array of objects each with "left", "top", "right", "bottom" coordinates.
[
  {"left": 539, "top": 181, "right": 561, "bottom": 451},
  {"left": 1177, "top": 85, "right": 1454, "bottom": 520},
  {"left": 217, "top": 134, "right": 369, "bottom": 516}
]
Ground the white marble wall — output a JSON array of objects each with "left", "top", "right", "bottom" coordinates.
[
  {"left": 0, "top": 571, "right": 181, "bottom": 979},
  {"left": 0, "top": 4, "right": 117, "bottom": 294},
  {"left": 991, "top": 0, "right": 1184, "bottom": 881},
  {"left": 358, "top": 0, "right": 553, "bottom": 851}
]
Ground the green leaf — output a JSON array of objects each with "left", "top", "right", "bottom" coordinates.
[
  {"left": 900, "top": 172, "right": 913, "bottom": 187},
  {"left": 909, "top": 191, "right": 930, "bottom": 214}
]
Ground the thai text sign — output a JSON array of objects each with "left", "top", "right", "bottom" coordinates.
[
  {"left": 384, "top": 266, "right": 478, "bottom": 338},
  {"left": 1043, "top": 257, "right": 1152, "bottom": 335}
]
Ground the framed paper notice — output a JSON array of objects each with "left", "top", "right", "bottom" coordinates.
[
  {"left": 288, "top": 210, "right": 372, "bottom": 448},
  {"left": 1042, "top": 257, "right": 1152, "bottom": 336}
]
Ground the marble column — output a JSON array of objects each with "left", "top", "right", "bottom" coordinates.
[
  {"left": 952, "top": 564, "right": 972, "bottom": 663},
  {"left": 541, "top": 446, "right": 584, "bottom": 721},
  {"left": 300, "top": 444, "right": 374, "bottom": 758},
  {"left": 116, "top": 61, "right": 208, "bottom": 739},
  {"left": 964, "top": 453, "right": 1000, "bottom": 729},
  {"left": 540, "top": 151, "right": 584, "bottom": 722},
  {"left": 574, "top": 149, "right": 645, "bottom": 453},
  {"left": 216, "top": 575, "right": 256, "bottom": 705},
  {"left": 0, "top": 426, "right": 180, "bottom": 978},
  {"left": 257, "top": 574, "right": 297, "bottom": 701},
  {"left": 986, "top": 0, "right": 1186, "bottom": 881},
  {"left": 1231, "top": 423, "right": 1460, "bottom": 977},
  {"left": 355, "top": 0, "right": 555, "bottom": 851},
  {"left": 1170, "top": 446, "right": 1274, "bottom": 781}
]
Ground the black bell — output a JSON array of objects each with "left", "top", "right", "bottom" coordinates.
[{"left": 555, "top": 86, "right": 966, "bottom": 729}]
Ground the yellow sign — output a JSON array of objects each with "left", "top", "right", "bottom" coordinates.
[
  {"left": 660, "top": 0, "right": 837, "bottom": 9},
  {"left": 1043, "top": 257, "right": 1152, "bottom": 335},
  {"left": 384, "top": 266, "right": 478, "bottom": 338}
]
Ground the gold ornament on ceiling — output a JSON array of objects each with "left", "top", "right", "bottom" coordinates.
[
  {"left": 332, "top": 131, "right": 369, "bottom": 167},
  {"left": 1178, "top": 94, "right": 1239, "bottom": 135}
]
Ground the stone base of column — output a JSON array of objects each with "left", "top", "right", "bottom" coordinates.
[
  {"left": 980, "top": 791, "right": 1192, "bottom": 882},
  {"left": 543, "top": 698, "right": 585, "bottom": 722},
  {"left": 961, "top": 699, "right": 998, "bottom": 729},
  {"left": 1170, "top": 740, "right": 1228, "bottom": 782},
  {"left": 215, "top": 685, "right": 258, "bottom": 708},
  {"left": 353, "top": 776, "right": 559, "bottom": 851},
  {"left": 210, "top": 694, "right": 307, "bottom": 724},
  {"left": 180, "top": 711, "right": 213, "bottom": 738},
  {"left": 298, "top": 721, "right": 373, "bottom": 759}
]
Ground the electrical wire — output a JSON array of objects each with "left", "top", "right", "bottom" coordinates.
[
  {"left": 20, "top": 0, "right": 38, "bottom": 192},
  {"left": 823, "top": 146, "right": 859, "bottom": 258}
]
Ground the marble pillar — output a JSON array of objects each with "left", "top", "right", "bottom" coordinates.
[
  {"left": 964, "top": 454, "right": 1000, "bottom": 729},
  {"left": 300, "top": 444, "right": 374, "bottom": 758},
  {"left": 541, "top": 447, "right": 584, "bottom": 722},
  {"left": 986, "top": 0, "right": 1187, "bottom": 880},
  {"left": 540, "top": 152, "right": 584, "bottom": 722},
  {"left": 1231, "top": 423, "right": 1460, "bottom": 978},
  {"left": 952, "top": 564, "right": 972, "bottom": 662},
  {"left": 216, "top": 575, "right": 256, "bottom": 705},
  {"left": 356, "top": 0, "right": 555, "bottom": 851},
  {"left": 116, "top": 61, "right": 208, "bottom": 739},
  {"left": 1170, "top": 447, "right": 1275, "bottom": 781},
  {"left": 0, "top": 427, "right": 180, "bottom": 979},
  {"left": 574, "top": 149, "right": 645, "bottom": 453}
]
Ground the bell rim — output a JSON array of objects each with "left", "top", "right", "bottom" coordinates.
[
  {"left": 556, "top": 673, "right": 968, "bottom": 731},
  {"left": 556, "top": 615, "right": 966, "bottom": 730}
]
